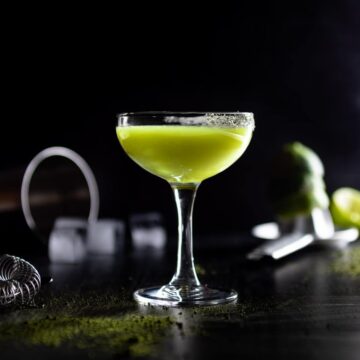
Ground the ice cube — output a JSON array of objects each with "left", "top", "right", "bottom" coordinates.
[
  {"left": 130, "top": 212, "right": 166, "bottom": 249},
  {"left": 48, "top": 228, "right": 86, "bottom": 264},
  {"left": 48, "top": 217, "right": 87, "bottom": 263},
  {"left": 87, "top": 219, "right": 125, "bottom": 255}
]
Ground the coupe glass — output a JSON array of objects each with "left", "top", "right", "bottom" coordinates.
[{"left": 116, "top": 112, "right": 255, "bottom": 306}]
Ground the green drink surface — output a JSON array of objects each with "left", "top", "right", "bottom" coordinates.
[{"left": 116, "top": 125, "right": 253, "bottom": 183}]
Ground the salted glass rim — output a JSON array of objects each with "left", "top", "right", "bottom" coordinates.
[{"left": 117, "top": 111, "right": 255, "bottom": 129}]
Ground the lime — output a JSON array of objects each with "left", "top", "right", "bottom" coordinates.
[
  {"left": 269, "top": 173, "right": 327, "bottom": 201},
  {"left": 330, "top": 187, "right": 360, "bottom": 228},
  {"left": 273, "top": 184, "right": 329, "bottom": 219},
  {"left": 269, "top": 142, "right": 329, "bottom": 218},
  {"left": 271, "top": 142, "right": 324, "bottom": 179}
]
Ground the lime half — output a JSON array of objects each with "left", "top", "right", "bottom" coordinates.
[
  {"left": 269, "top": 142, "right": 329, "bottom": 218},
  {"left": 330, "top": 187, "right": 360, "bottom": 228}
]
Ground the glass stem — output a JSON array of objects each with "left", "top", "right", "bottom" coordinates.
[{"left": 169, "top": 183, "right": 201, "bottom": 288}]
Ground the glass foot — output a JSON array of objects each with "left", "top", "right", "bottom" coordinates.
[{"left": 134, "top": 285, "right": 238, "bottom": 307}]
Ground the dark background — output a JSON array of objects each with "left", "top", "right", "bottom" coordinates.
[{"left": 1, "top": 1, "right": 359, "bottom": 246}]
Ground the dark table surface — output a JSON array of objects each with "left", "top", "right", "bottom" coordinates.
[{"left": 1, "top": 233, "right": 360, "bottom": 360}]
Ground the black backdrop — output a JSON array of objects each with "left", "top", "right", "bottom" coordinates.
[{"left": 1, "top": 1, "right": 359, "bottom": 243}]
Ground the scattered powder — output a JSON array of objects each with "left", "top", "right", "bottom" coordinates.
[
  {"left": 0, "top": 289, "right": 300, "bottom": 357},
  {"left": 331, "top": 248, "right": 360, "bottom": 277},
  {"left": 0, "top": 314, "right": 173, "bottom": 357},
  {"left": 0, "top": 291, "right": 174, "bottom": 357}
]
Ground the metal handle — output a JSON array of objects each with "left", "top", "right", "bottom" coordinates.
[{"left": 247, "top": 233, "right": 314, "bottom": 260}]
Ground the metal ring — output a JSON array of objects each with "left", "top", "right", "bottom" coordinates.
[{"left": 20, "top": 147, "right": 99, "bottom": 234}]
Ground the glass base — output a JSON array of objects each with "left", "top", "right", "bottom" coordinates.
[{"left": 134, "top": 285, "right": 238, "bottom": 307}]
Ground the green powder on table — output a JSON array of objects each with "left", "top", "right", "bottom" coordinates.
[
  {"left": 0, "top": 314, "right": 173, "bottom": 357},
  {"left": 0, "top": 291, "right": 175, "bottom": 357},
  {"left": 331, "top": 248, "right": 360, "bottom": 277},
  {"left": 0, "top": 289, "right": 302, "bottom": 356}
]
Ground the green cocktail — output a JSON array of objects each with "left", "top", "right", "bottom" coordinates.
[
  {"left": 116, "top": 112, "right": 255, "bottom": 306},
  {"left": 116, "top": 126, "right": 252, "bottom": 184}
]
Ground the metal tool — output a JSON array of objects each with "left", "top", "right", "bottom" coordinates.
[
  {"left": 248, "top": 208, "right": 359, "bottom": 260},
  {"left": 0, "top": 254, "right": 41, "bottom": 306}
]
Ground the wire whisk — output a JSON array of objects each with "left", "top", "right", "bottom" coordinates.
[{"left": 0, "top": 254, "right": 41, "bottom": 306}]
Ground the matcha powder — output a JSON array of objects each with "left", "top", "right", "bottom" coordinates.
[
  {"left": 331, "top": 247, "right": 360, "bottom": 277},
  {"left": 0, "top": 314, "right": 173, "bottom": 357},
  {"left": 0, "top": 291, "right": 175, "bottom": 357}
]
